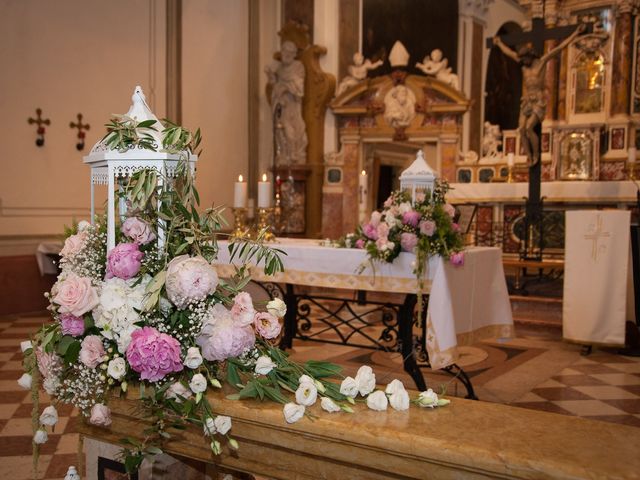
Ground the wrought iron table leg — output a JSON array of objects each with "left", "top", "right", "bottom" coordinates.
[
  {"left": 280, "top": 284, "right": 296, "bottom": 350},
  {"left": 400, "top": 294, "right": 427, "bottom": 391},
  {"left": 443, "top": 364, "right": 478, "bottom": 400}
]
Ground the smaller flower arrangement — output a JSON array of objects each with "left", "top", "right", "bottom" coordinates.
[{"left": 340, "top": 180, "right": 464, "bottom": 280}]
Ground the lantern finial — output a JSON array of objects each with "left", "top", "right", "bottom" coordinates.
[{"left": 399, "top": 150, "right": 437, "bottom": 203}]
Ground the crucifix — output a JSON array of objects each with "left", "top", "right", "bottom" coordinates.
[
  {"left": 27, "top": 108, "right": 51, "bottom": 147},
  {"left": 486, "top": 14, "right": 588, "bottom": 259},
  {"left": 69, "top": 113, "right": 91, "bottom": 151}
]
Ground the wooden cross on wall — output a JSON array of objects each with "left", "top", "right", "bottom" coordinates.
[
  {"left": 69, "top": 113, "right": 91, "bottom": 151},
  {"left": 27, "top": 108, "right": 50, "bottom": 147},
  {"left": 486, "top": 14, "right": 589, "bottom": 259}
]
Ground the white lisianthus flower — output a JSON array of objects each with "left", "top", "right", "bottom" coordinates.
[
  {"left": 366, "top": 390, "right": 388, "bottom": 411},
  {"left": 355, "top": 366, "right": 376, "bottom": 396},
  {"left": 320, "top": 397, "right": 341, "bottom": 413},
  {"left": 184, "top": 347, "right": 203, "bottom": 369},
  {"left": 385, "top": 379, "right": 406, "bottom": 395},
  {"left": 389, "top": 389, "right": 410, "bottom": 411},
  {"left": 295, "top": 381, "right": 318, "bottom": 407},
  {"left": 33, "top": 429, "right": 48, "bottom": 444},
  {"left": 20, "top": 340, "right": 33, "bottom": 353},
  {"left": 203, "top": 417, "right": 216, "bottom": 436},
  {"left": 266, "top": 298, "right": 287, "bottom": 318},
  {"left": 39, "top": 405, "right": 58, "bottom": 426},
  {"left": 298, "top": 374, "right": 313, "bottom": 385},
  {"left": 283, "top": 403, "right": 305, "bottom": 424},
  {"left": 254, "top": 356, "right": 276, "bottom": 375},
  {"left": 189, "top": 373, "right": 208, "bottom": 394},
  {"left": 339, "top": 376, "right": 358, "bottom": 397},
  {"left": 165, "top": 382, "right": 192, "bottom": 403},
  {"left": 214, "top": 415, "right": 232, "bottom": 435},
  {"left": 417, "top": 389, "right": 439, "bottom": 408},
  {"left": 17, "top": 373, "right": 32, "bottom": 390},
  {"left": 107, "top": 357, "right": 126, "bottom": 380}
]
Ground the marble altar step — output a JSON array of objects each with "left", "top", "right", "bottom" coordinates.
[{"left": 510, "top": 295, "right": 562, "bottom": 328}]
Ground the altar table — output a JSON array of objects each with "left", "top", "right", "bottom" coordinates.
[
  {"left": 78, "top": 388, "right": 640, "bottom": 480},
  {"left": 216, "top": 240, "right": 514, "bottom": 396}
]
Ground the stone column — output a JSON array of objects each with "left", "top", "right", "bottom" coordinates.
[{"left": 611, "top": 0, "right": 635, "bottom": 116}]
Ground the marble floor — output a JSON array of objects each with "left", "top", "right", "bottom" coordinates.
[{"left": 1, "top": 313, "right": 639, "bottom": 479}]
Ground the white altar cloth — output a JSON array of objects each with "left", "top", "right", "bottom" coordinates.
[{"left": 216, "top": 240, "right": 514, "bottom": 369}]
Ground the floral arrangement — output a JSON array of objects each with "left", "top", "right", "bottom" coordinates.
[
  {"left": 340, "top": 180, "right": 464, "bottom": 280},
  {"left": 18, "top": 115, "right": 451, "bottom": 477}
]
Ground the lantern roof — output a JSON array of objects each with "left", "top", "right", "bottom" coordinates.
[{"left": 399, "top": 150, "right": 436, "bottom": 182}]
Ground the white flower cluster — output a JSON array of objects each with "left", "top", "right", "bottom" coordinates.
[
  {"left": 339, "top": 366, "right": 410, "bottom": 412},
  {"left": 59, "top": 223, "right": 106, "bottom": 282},
  {"left": 57, "top": 362, "right": 107, "bottom": 415},
  {"left": 282, "top": 373, "right": 346, "bottom": 424},
  {"left": 153, "top": 298, "right": 208, "bottom": 345}
]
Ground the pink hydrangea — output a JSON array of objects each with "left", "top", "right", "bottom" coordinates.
[
  {"left": 362, "top": 223, "right": 378, "bottom": 240},
  {"left": 230, "top": 292, "right": 255, "bottom": 326},
  {"left": 79, "top": 335, "right": 106, "bottom": 368},
  {"left": 450, "top": 252, "right": 464, "bottom": 266},
  {"left": 355, "top": 239, "right": 365, "bottom": 249},
  {"left": 126, "top": 327, "right": 183, "bottom": 382},
  {"left": 106, "top": 242, "right": 143, "bottom": 280},
  {"left": 122, "top": 217, "right": 156, "bottom": 245},
  {"left": 197, "top": 305, "right": 255, "bottom": 361},
  {"left": 254, "top": 312, "right": 282, "bottom": 339},
  {"left": 400, "top": 232, "right": 418, "bottom": 252},
  {"left": 402, "top": 211, "right": 421, "bottom": 227},
  {"left": 59, "top": 313, "right": 85, "bottom": 337},
  {"left": 419, "top": 220, "right": 436, "bottom": 237}
]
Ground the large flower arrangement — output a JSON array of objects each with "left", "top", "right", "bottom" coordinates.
[{"left": 19, "top": 116, "right": 450, "bottom": 477}]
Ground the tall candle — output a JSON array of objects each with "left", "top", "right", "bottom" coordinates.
[
  {"left": 359, "top": 169, "right": 368, "bottom": 224},
  {"left": 258, "top": 173, "right": 272, "bottom": 208},
  {"left": 507, "top": 153, "right": 515, "bottom": 168},
  {"left": 234, "top": 174, "right": 247, "bottom": 208},
  {"left": 628, "top": 147, "right": 637, "bottom": 165}
]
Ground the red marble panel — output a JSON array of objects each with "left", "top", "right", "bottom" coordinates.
[
  {"left": 476, "top": 206, "right": 493, "bottom": 247},
  {"left": 321, "top": 192, "right": 344, "bottom": 239},
  {"left": 503, "top": 205, "right": 524, "bottom": 254},
  {"left": 599, "top": 161, "right": 626, "bottom": 180}
]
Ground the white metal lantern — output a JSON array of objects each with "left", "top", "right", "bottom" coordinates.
[
  {"left": 84, "top": 86, "right": 197, "bottom": 252},
  {"left": 399, "top": 150, "right": 436, "bottom": 203}
]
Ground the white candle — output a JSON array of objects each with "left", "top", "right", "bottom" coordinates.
[
  {"left": 234, "top": 174, "right": 247, "bottom": 208},
  {"left": 257, "top": 173, "right": 272, "bottom": 208},
  {"left": 507, "top": 153, "right": 515, "bottom": 168},
  {"left": 359, "top": 170, "right": 368, "bottom": 224},
  {"left": 628, "top": 147, "right": 637, "bottom": 165}
]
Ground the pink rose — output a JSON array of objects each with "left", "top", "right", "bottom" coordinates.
[
  {"left": 165, "top": 255, "right": 219, "bottom": 309},
  {"left": 400, "top": 232, "right": 418, "bottom": 252},
  {"left": 59, "top": 313, "right": 85, "bottom": 337},
  {"left": 60, "top": 231, "right": 87, "bottom": 257},
  {"left": 376, "top": 236, "right": 389, "bottom": 250},
  {"left": 254, "top": 312, "right": 282, "bottom": 340},
  {"left": 36, "top": 348, "right": 62, "bottom": 378},
  {"left": 450, "top": 252, "right": 464, "bottom": 266},
  {"left": 231, "top": 292, "right": 255, "bottom": 326},
  {"left": 444, "top": 204, "right": 456, "bottom": 218},
  {"left": 355, "top": 239, "right": 365, "bottom": 249},
  {"left": 89, "top": 403, "right": 112, "bottom": 427},
  {"left": 415, "top": 192, "right": 426, "bottom": 203},
  {"left": 376, "top": 223, "right": 390, "bottom": 239},
  {"left": 383, "top": 197, "right": 393, "bottom": 208},
  {"left": 362, "top": 223, "right": 378, "bottom": 240},
  {"left": 126, "top": 327, "right": 183, "bottom": 382},
  {"left": 106, "top": 242, "right": 143, "bottom": 280},
  {"left": 419, "top": 220, "right": 436, "bottom": 237},
  {"left": 370, "top": 211, "right": 382, "bottom": 227},
  {"left": 402, "top": 211, "right": 421, "bottom": 227},
  {"left": 79, "top": 335, "right": 106, "bottom": 368},
  {"left": 53, "top": 273, "right": 99, "bottom": 317},
  {"left": 452, "top": 223, "right": 460, "bottom": 232},
  {"left": 122, "top": 217, "right": 156, "bottom": 245}
]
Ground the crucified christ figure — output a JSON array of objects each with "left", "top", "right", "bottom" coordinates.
[{"left": 493, "top": 23, "right": 585, "bottom": 165}]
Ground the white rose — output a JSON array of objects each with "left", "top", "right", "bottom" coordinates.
[
  {"left": 417, "top": 389, "right": 439, "bottom": 408},
  {"left": 254, "top": 355, "right": 276, "bottom": 375},
  {"left": 355, "top": 366, "right": 376, "bottom": 396},
  {"left": 385, "top": 215, "right": 399, "bottom": 228},
  {"left": 398, "top": 202, "right": 412, "bottom": 215},
  {"left": 386, "top": 241, "right": 395, "bottom": 251},
  {"left": 189, "top": 373, "right": 208, "bottom": 394},
  {"left": 283, "top": 403, "right": 305, "bottom": 424},
  {"left": 320, "top": 397, "right": 341, "bottom": 413},
  {"left": 165, "top": 382, "right": 192, "bottom": 403},
  {"left": 366, "top": 390, "right": 388, "bottom": 411},
  {"left": 17, "top": 373, "right": 32, "bottom": 390},
  {"left": 385, "top": 379, "right": 406, "bottom": 395},
  {"left": 266, "top": 298, "right": 287, "bottom": 318},
  {"left": 389, "top": 389, "right": 410, "bottom": 411},
  {"left": 339, "top": 376, "right": 358, "bottom": 397},
  {"left": 214, "top": 415, "right": 232, "bottom": 435},
  {"left": 184, "top": 347, "right": 203, "bottom": 369},
  {"left": 20, "top": 340, "right": 33, "bottom": 353},
  {"left": 39, "top": 405, "right": 58, "bottom": 426},
  {"left": 203, "top": 416, "right": 216, "bottom": 436},
  {"left": 295, "top": 381, "right": 318, "bottom": 407},
  {"left": 33, "top": 429, "right": 48, "bottom": 444},
  {"left": 107, "top": 357, "right": 126, "bottom": 381}
]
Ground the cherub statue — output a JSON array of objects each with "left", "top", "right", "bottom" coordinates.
[
  {"left": 482, "top": 121, "right": 502, "bottom": 158},
  {"left": 416, "top": 49, "right": 459, "bottom": 90},
  {"left": 336, "top": 52, "right": 383, "bottom": 97}
]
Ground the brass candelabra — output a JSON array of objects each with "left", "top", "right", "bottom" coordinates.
[
  {"left": 231, "top": 208, "right": 249, "bottom": 239},
  {"left": 256, "top": 207, "right": 276, "bottom": 242}
]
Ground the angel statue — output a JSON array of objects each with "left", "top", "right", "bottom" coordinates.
[
  {"left": 416, "top": 49, "right": 459, "bottom": 90},
  {"left": 336, "top": 52, "right": 383, "bottom": 97}
]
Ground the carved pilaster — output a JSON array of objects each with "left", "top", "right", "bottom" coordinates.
[
  {"left": 543, "top": 0, "right": 559, "bottom": 121},
  {"left": 611, "top": 1, "right": 634, "bottom": 115}
]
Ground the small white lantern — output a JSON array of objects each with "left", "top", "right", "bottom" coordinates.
[
  {"left": 399, "top": 150, "right": 436, "bottom": 203},
  {"left": 84, "top": 86, "right": 197, "bottom": 252}
]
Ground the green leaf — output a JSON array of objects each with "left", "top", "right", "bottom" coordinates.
[
  {"left": 63, "top": 341, "right": 81, "bottom": 364},
  {"left": 238, "top": 381, "right": 258, "bottom": 399},
  {"left": 56, "top": 335, "right": 75, "bottom": 355},
  {"left": 227, "top": 362, "right": 241, "bottom": 387}
]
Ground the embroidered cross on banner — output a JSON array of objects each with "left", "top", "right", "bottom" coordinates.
[{"left": 584, "top": 214, "right": 610, "bottom": 262}]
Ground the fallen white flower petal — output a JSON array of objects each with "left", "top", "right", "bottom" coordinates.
[
  {"left": 366, "top": 390, "right": 388, "bottom": 411},
  {"left": 320, "top": 397, "right": 341, "bottom": 413},
  {"left": 283, "top": 403, "right": 305, "bottom": 423},
  {"left": 17, "top": 373, "right": 32, "bottom": 390}
]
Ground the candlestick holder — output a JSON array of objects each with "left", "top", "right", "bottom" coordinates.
[
  {"left": 231, "top": 208, "right": 249, "bottom": 239},
  {"left": 629, "top": 163, "right": 636, "bottom": 181},
  {"left": 507, "top": 165, "right": 514, "bottom": 183},
  {"left": 256, "top": 207, "right": 276, "bottom": 242}
]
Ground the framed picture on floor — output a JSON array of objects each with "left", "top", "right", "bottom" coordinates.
[
  {"left": 98, "top": 457, "right": 138, "bottom": 480},
  {"left": 455, "top": 204, "right": 477, "bottom": 234}
]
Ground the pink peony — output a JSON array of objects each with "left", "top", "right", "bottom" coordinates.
[
  {"left": 79, "top": 335, "right": 106, "bottom": 368},
  {"left": 126, "top": 327, "right": 183, "bottom": 382},
  {"left": 106, "top": 243, "right": 143, "bottom": 280},
  {"left": 402, "top": 211, "right": 421, "bottom": 227},
  {"left": 59, "top": 313, "right": 85, "bottom": 337},
  {"left": 369, "top": 211, "right": 382, "bottom": 227},
  {"left": 122, "top": 217, "right": 156, "bottom": 245},
  {"left": 197, "top": 305, "right": 255, "bottom": 361},
  {"left": 400, "top": 232, "right": 418, "bottom": 252},
  {"left": 53, "top": 273, "right": 99, "bottom": 317},
  {"left": 355, "top": 239, "right": 365, "bottom": 249},
  {"left": 60, "top": 231, "right": 87, "bottom": 258},
  {"left": 376, "top": 222, "right": 390, "bottom": 239},
  {"left": 89, "top": 403, "right": 112, "bottom": 427},
  {"left": 362, "top": 223, "right": 378, "bottom": 240},
  {"left": 376, "top": 236, "right": 390, "bottom": 251},
  {"left": 165, "top": 255, "right": 219, "bottom": 309},
  {"left": 444, "top": 204, "right": 456, "bottom": 218},
  {"left": 254, "top": 312, "right": 282, "bottom": 340},
  {"left": 419, "top": 220, "right": 437, "bottom": 237},
  {"left": 231, "top": 292, "right": 255, "bottom": 326},
  {"left": 450, "top": 252, "right": 464, "bottom": 266}
]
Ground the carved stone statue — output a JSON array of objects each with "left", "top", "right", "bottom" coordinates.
[
  {"left": 416, "top": 49, "right": 459, "bottom": 90},
  {"left": 482, "top": 121, "right": 502, "bottom": 158},
  {"left": 383, "top": 85, "right": 416, "bottom": 128},
  {"left": 492, "top": 24, "right": 584, "bottom": 165},
  {"left": 336, "top": 52, "right": 383, "bottom": 97},
  {"left": 265, "top": 40, "right": 308, "bottom": 165}
]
